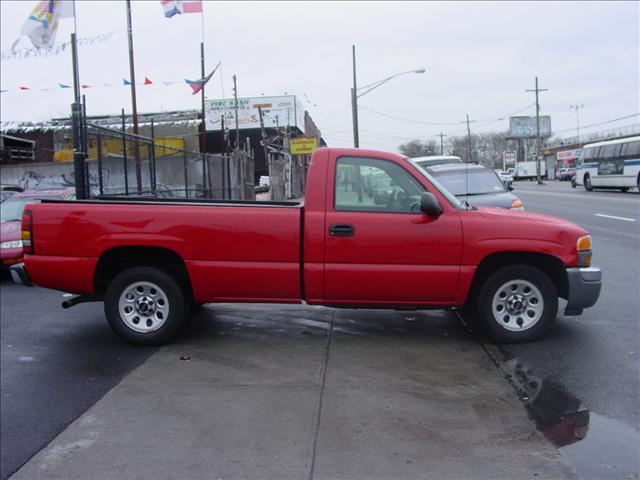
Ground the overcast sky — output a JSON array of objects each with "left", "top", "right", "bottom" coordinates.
[{"left": 1, "top": 1, "right": 638, "bottom": 152}]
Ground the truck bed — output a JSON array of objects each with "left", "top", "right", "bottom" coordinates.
[{"left": 26, "top": 198, "right": 304, "bottom": 302}]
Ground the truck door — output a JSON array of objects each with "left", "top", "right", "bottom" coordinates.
[{"left": 323, "top": 155, "right": 462, "bottom": 306}]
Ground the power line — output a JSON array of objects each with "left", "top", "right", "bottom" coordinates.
[{"left": 554, "top": 113, "right": 639, "bottom": 134}]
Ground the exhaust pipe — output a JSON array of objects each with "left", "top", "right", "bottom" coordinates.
[{"left": 61, "top": 295, "right": 101, "bottom": 309}]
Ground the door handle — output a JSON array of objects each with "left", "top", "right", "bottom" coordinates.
[{"left": 329, "top": 224, "right": 355, "bottom": 237}]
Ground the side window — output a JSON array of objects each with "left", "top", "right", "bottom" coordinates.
[
  {"left": 622, "top": 141, "right": 640, "bottom": 158},
  {"left": 335, "top": 157, "right": 424, "bottom": 213}
]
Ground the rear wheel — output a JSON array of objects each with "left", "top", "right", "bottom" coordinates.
[
  {"left": 104, "top": 267, "right": 188, "bottom": 345},
  {"left": 571, "top": 177, "right": 577, "bottom": 188},
  {"left": 584, "top": 174, "right": 593, "bottom": 191},
  {"left": 475, "top": 265, "right": 557, "bottom": 343}
]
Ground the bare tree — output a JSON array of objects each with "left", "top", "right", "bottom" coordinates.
[{"left": 398, "top": 139, "right": 438, "bottom": 158}]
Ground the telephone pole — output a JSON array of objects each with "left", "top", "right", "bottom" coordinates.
[
  {"left": 232, "top": 74, "right": 239, "bottom": 150},
  {"left": 526, "top": 76, "right": 548, "bottom": 185},
  {"left": 463, "top": 115, "right": 475, "bottom": 163},
  {"left": 125, "top": 0, "right": 141, "bottom": 193},
  {"left": 351, "top": 44, "right": 359, "bottom": 148},
  {"left": 437, "top": 132, "right": 447, "bottom": 155}
]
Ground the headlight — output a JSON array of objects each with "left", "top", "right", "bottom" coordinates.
[
  {"left": 577, "top": 235, "right": 592, "bottom": 266},
  {"left": 0, "top": 240, "right": 23, "bottom": 249}
]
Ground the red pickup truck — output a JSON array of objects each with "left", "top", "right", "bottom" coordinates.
[{"left": 12, "top": 147, "right": 601, "bottom": 345}]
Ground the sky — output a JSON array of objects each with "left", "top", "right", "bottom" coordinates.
[{"left": 0, "top": 0, "right": 638, "bottom": 153}]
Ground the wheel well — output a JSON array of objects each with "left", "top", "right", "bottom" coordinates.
[
  {"left": 94, "top": 246, "right": 193, "bottom": 298},
  {"left": 467, "top": 252, "right": 568, "bottom": 304}
]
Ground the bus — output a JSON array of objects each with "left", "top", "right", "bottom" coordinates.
[{"left": 574, "top": 136, "right": 640, "bottom": 192}]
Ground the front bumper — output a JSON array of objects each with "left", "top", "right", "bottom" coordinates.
[
  {"left": 10, "top": 262, "right": 33, "bottom": 287},
  {"left": 564, "top": 266, "right": 602, "bottom": 316}
]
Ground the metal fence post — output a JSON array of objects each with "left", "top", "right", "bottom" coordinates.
[
  {"left": 202, "top": 153, "right": 208, "bottom": 198},
  {"left": 97, "top": 132, "right": 104, "bottom": 195},
  {"left": 121, "top": 109, "right": 129, "bottom": 195},
  {"left": 150, "top": 118, "right": 156, "bottom": 195},
  {"left": 183, "top": 150, "right": 189, "bottom": 197}
]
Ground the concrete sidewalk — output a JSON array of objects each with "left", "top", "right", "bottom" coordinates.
[{"left": 11, "top": 304, "right": 576, "bottom": 480}]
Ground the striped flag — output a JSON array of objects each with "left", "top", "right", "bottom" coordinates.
[
  {"left": 185, "top": 61, "right": 220, "bottom": 95},
  {"left": 160, "top": 1, "right": 202, "bottom": 18}
]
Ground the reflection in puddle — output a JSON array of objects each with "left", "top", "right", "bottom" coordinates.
[
  {"left": 499, "top": 359, "right": 589, "bottom": 448},
  {"left": 498, "top": 358, "right": 639, "bottom": 479}
]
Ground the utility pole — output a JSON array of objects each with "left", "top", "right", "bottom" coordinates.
[
  {"left": 232, "top": 74, "right": 239, "bottom": 150},
  {"left": 570, "top": 104, "right": 584, "bottom": 145},
  {"left": 463, "top": 114, "right": 475, "bottom": 163},
  {"left": 125, "top": 0, "right": 141, "bottom": 193},
  {"left": 258, "top": 106, "right": 269, "bottom": 176},
  {"left": 351, "top": 44, "right": 359, "bottom": 148},
  {"left": 437, "top": 132, "right": 447, "bottom": 155},
  {"left": 70, "top": 32, "right": 86, "bottom": 199},
  {"left": 526, "top": 76, "right": 548, "bottom": 185}
]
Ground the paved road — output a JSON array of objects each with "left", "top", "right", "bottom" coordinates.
[
  {"left": 1, "top": 182, "right": 638, "bottom": 479},
  {"left": 500, "top": 181, "right": 639, "bottom": 478},
  {"left": 0, "top": 277, "right": 157, "bottom": 480}
]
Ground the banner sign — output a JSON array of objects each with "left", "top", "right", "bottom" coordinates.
[
  {"left": 205, "top": 95, "right": 305, "bottom": 132},
  {"left": 509, "top": 116, "right": 552, "bottom": 139},
  {"left": 290, "top": 137, "right": 318, "bottom": 155},
  {"left": 556, "top": 149, "right": 581, "bottom": 161}
]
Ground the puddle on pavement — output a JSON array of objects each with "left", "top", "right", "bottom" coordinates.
[{"left": 498, "top": 358, "right": 639, "bottom": 479}]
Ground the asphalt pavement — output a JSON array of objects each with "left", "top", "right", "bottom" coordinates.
[
  {"left": 6, "top": 303, "right": 575, "bottom": 480},
  {"left": 501, "top": 180, "right": 639, "bottom": 479},
  {"left": 0, "top": 276, "right": 157, "bottom": 480},
  {"left": 1, "top": 181, "right": 638, "bottom": 480}
]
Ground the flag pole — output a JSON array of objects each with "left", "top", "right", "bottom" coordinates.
[
  {"left": 125, "top": 0, "right": 142, "bottom": 193},
  {"left": 200, "top": 5, "right": 207, "bottom": 155},
  {"left": 70, "top": 0, "right": 86, "bottom": 199}
]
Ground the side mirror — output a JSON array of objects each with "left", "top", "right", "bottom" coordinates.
[{"left": 420, "top": 192, "right": 443, "bottom": 216}]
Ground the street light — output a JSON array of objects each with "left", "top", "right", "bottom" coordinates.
[
  {"left": 569, "top": 104, "right": 584, "bottom": 145},
  {"left": 351, "top": 45, "right": 425, "bottom": 148}
]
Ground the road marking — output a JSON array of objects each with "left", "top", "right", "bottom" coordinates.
[{"left": 595, "top": 213, "right": 636, "bottom": 222}]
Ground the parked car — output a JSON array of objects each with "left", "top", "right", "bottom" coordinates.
[
  {"left": 1, "top": 190, "right": 74, "bottom": 269},
  {"left": 13, "top": 147, "right": 601, "bottom": 346},
  {"left": 411, "top": 155, "right": 463, "bottom": 168},
  {"left": 557, "top": 168, "right": 576, "bottom": 181},
  {"left": 417, "top": 163, "right": 524, "bottom": 210},
  {"left": 495, "top": 170, "right": 514, "bottom": 188}
]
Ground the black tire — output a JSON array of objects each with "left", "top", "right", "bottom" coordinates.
[
  {"left": 571, "top": 178, "right": 577, "bottom": 188},
  {"left": 584, "top": 174, "right": 593, "bottom": 191},
  {"left": 104, "top": 267, "right": 188, "bottom": 345},
  {"left": 190, "top": 302, "right": 205, "bottom": 314},
  {"left": 475, "top": 265, "right": 558, "bottom": 343},
  {"left": 620, "top": 187, "right": 629, "bottom": 193}
]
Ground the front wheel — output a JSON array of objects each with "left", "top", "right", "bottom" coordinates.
[
  {"left": 584, "top": 174, "right": 593, "bottom": 191},
  {"left": 475, "top": 265, "right": 558, "bottom": 343},
  {"left": 571, "top": 178, "right": 577, "bottom": 188},
  {"left": 104, "top": 267, "right": 188, "bottom": 345}
]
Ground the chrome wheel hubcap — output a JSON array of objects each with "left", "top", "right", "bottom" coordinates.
[
  {"left": 118, "top": 281, "right": 169, "bottom": 333},
  {"left": 492, "top": 279, "right": 543, "bottom": 331}
]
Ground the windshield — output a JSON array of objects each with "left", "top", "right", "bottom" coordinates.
[
  {"left": 430, "top": 168, "right": 506, "bottom": 196},
  {"left": 0, "top": 197, "right": 39, "bottom": 223},
  {"left": 409, "top": 161, "right": 465, "bottom": 209}
]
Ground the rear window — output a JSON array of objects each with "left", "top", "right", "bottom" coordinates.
[{"left": 430, "top": 168, "right": 506, "bottom": 196}]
